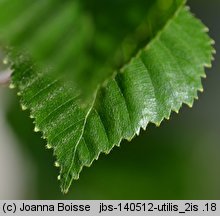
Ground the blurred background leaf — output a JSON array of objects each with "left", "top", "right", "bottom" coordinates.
[{"left": 0, "top": 0, "right": 182, "bottom": 97}]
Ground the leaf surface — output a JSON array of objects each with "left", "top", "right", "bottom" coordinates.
[{"left": 1, "top": 1, "right": 214, "bottom": 193}]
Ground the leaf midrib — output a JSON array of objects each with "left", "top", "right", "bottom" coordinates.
[{"left": 62, "top": 0, "right": 186, "bottom": 191}]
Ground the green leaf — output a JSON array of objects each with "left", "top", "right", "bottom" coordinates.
[
  {"left": 0, "top": 0, "right": 183, "bottom": 96},
  {"left": 1, "top": 1, "right": 214, "bottom": 193}
]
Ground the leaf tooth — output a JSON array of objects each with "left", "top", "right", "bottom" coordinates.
[
  {"left": 204, "top": 63, "right": 212, "bottom": 68},
  {"left": 57, "top": 175, "right": 61, "bottom": 181},
  {"left": 201, "top": 72, "right": 207, "bottom": 78},
  {"left": 203, "top": 27, "right": 209, "bottom": 33},
  {"left": 9, "top": 83, "right": 16, "bottom": 89},
  {"left": 3, "top": 57, "right": 9, "bottom": 65},
  {"left": 127, "top": 132, "right": 137, "bottom": 142},
  {"left": 186, "top": 101, "right": 193, "bottom": 108},
  {"left": 210, "top": 39, "right": 215, "bottom": 45},
  {"left": 135, "top": 127, "right": 141, "bottom": 136},
  {"left": 165, "top": 116, "right": 170, "bottom": 120},
  {"left": 34, "top": 126, "right": 40, "bottom": 132},
  {"left": 198, "top": 87, "right": 204, "bottom": 93},
  {"left": 21, "top": 104, "right": 27, "bottom": 110},
  {"left": 138, "top": 118, "right": 149, "bottom": 133},
  {"left": 184, "top": 5, "right": 190, "bottom": 11},
  {"left": 211, "top": 48, "right": 216, "bottom": 54},
  {"left": 174, "top": 109, "right": 179, "bottom": 114},
  {"left": 155, "top": 122, "right": 161, "bottom": 127},
  {"left": 164, "top": 109, "right": 173, "bottom": 121},
  {"left": 54, "top": 161, "right": 60, "bottom": 167},
  {"left": 46, "top": 144, "right": 52, "bottom": 149},
  {"left": 30, "top": 114, "right": 34, "bottom": 119}
]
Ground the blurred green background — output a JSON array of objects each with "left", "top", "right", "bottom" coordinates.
[{"left": 0, "top": 0, "right": 219, "bottom": 199}]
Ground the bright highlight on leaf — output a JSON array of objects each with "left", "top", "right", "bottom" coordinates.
[{"left": 0, "top": 0, "right": 214, "bottom": 193}]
